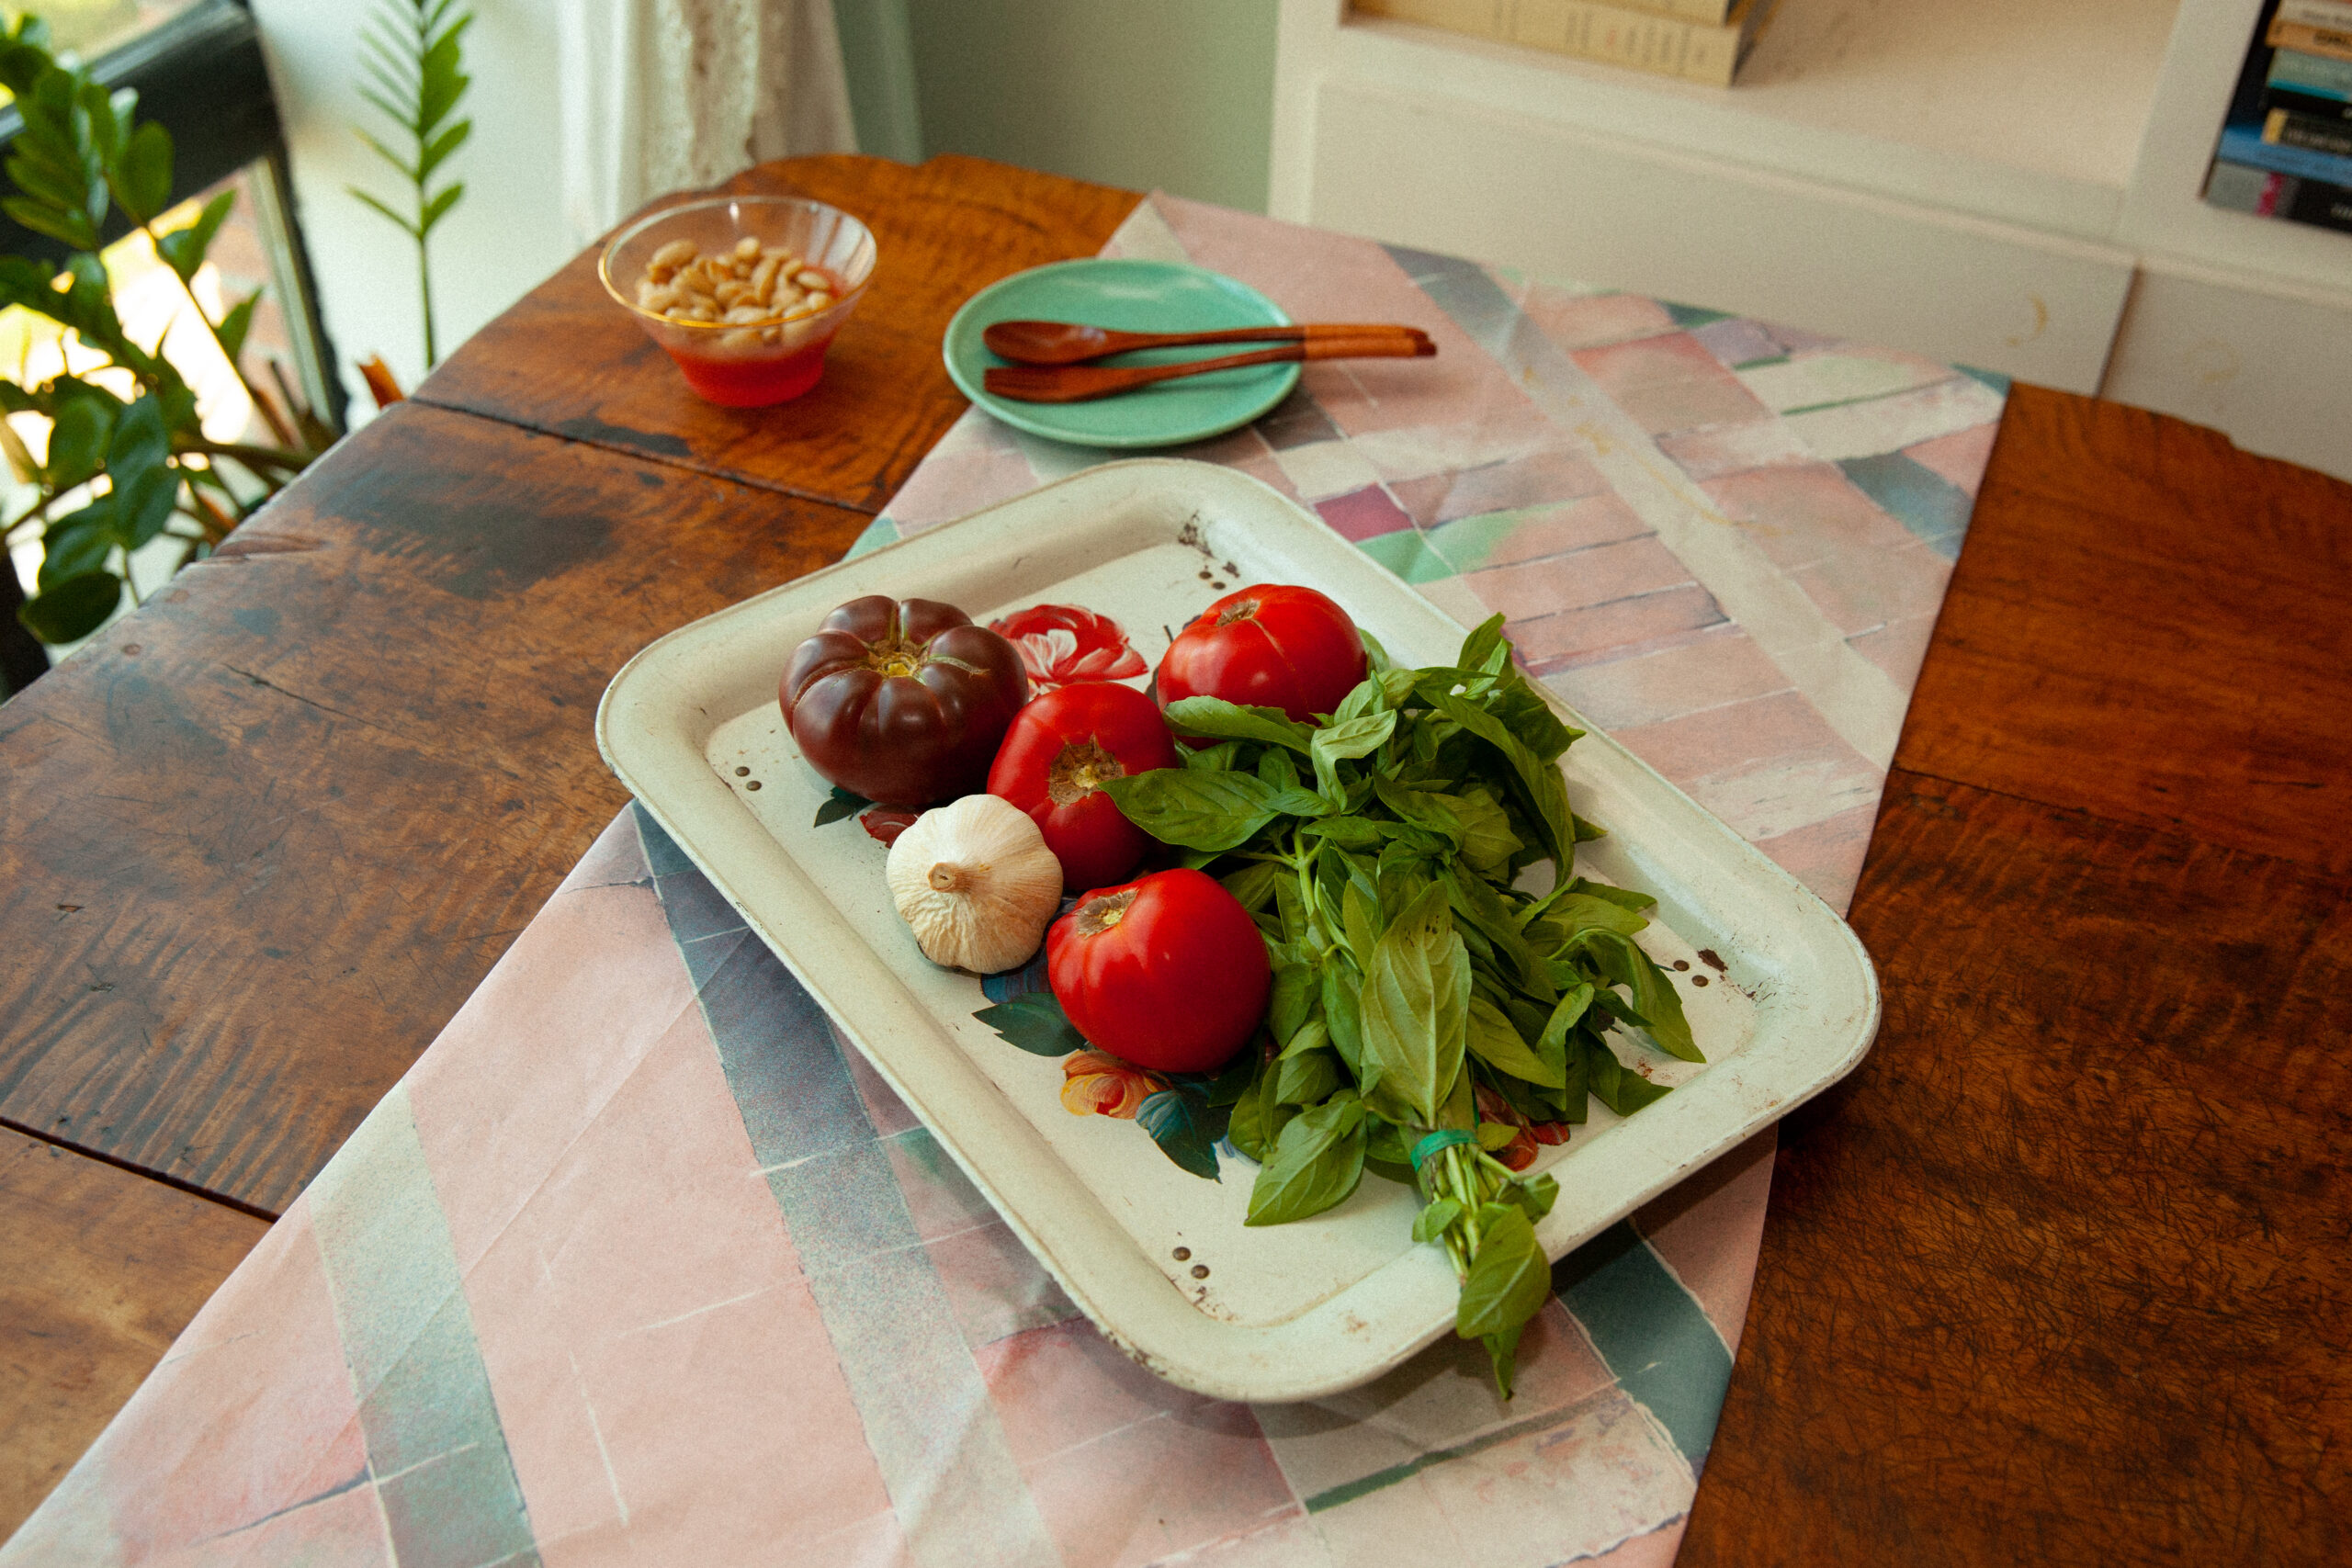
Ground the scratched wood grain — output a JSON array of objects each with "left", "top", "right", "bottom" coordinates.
[
  {"left": 0, "top": 402, "right": 876, "bottom": 1213},
  {"left": 0, "top": 1128, "right": 266, "bottom": 1540},
  {"left": 413, "top": 153, "right": 1141, "bottom": 513},
  {"left": 1894, "top": 385, "right": 2352, "bottom": 877},
  {"left": 1680, "top": 387, "right": 2352, "bottom": 1564}
]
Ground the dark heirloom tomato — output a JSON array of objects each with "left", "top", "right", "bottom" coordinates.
[
  {"left": 782, "top": 596, "right": 1029, "bottom": 807},
  {"left": 1156, "top": 583, "right": 1366, "bottom": 723},
  {"left": 1047, "top": 869, "right": 1270, "bottom": 1075},
  {"left": 988, "top": 682, "right": 1179, "bottom": 892}
]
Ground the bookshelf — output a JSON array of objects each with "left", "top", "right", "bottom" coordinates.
[{"left": 1272, "top": 0, "right": 2352, "bottom": 480}]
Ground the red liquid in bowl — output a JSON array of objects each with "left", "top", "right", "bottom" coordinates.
[{"left": 664, "top": 333, "right": 837, "bottom": 407}]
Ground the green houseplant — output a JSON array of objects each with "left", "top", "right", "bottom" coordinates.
[{"left": 0, "top": 16, "right": 333, "bottom": 649}]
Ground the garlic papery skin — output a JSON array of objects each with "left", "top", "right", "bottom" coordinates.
[{"left": 886, "top": 793, "right": 1065, "bottom": 973}]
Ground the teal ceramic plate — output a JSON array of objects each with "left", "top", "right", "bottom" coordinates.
[{"left": 944, "top": 259, "right": 1298, "bottom": 448}]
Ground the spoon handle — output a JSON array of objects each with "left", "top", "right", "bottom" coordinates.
[
  {"left": 985, "top": 321, "right": 1429, "bottom": 365},
  {"left": 983, "top": 335, "right": 1435, "bottom": 404}
]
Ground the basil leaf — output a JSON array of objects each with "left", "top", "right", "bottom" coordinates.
[
  {"left": 1258, "top": 746, "right": 1301, "bottom": 792},
  {"left": 1575, "top": 931, "right": 1702, "bottom": 1062},
  {"left": 1269, "top": 962, "right": 1315, "bottom": 1045},
  {"left": 1136, "top": 1087, "right": 1227, "bottom": 1181},
  {"left": 1586, "top": 1033, "right": 1671, "bottom": 1116},
  {"left": 1412, "top": 1197, "right": 1462, "bottom": 1243},
  {"left": 1245, "top": 1092, "right": 1367, "bottom": 1225},
  {"left": 1221, "top": 860, "right": 1281, "bottom": 913},
  {"left": 1467, "top": 994, "right": 1566, "bottom": 1089},
  {"left": 1164, "top": 696, "right": 1314, "bottom": 753},
  {"left": 1364, "top": 1117, "right": 1409, "bottom": 1169},
  {"left": 1425, "top": 688, "right": 1574, "bottom": 874},
  {"left": 972, "top": 992, "right": 1085, "bottom": 1056},
  {"left": 1341, "top": 880, "right": 1380, "bottom": 963},
  {"left": 1359, "top": 883, "right": 1469, "bottom": 1126},
  {"left": 1359, "top": 624, "right": 1394, "bottom": 672},
  {"left": 1183, "top": 739, "right": 1243, "bottom": 772},
  {"left": 1571, "top": 876, "right": 1656, "bottom": 912},
  {"left": 1321, "top": 962, "right": 1365, "bottom": 1078},
  {"left": 1510, "top": 1172, "right": 1560, "bottom": 1223},
  {"left": 1450, "top": 788, "right": 1521, "bottom": 879},
  {"left": 1455, "top": 1202, "right": 1551, "bottom": 1341},
  {"left": 1277, "top": 1017, "right": 1330, "bottom": 1061},
  {"left": 1445, "top": 863, "right": 1549, "bottom": 998},
  {"left": 1227, "top": 1058, "right": 1291, "bottom": 1162},
  {"left": 813, "top": 784, "right": 870, "bottom": 828},
  {"left": 1457, "top": 614, "right": 1507, "bottom": 674},
  {"left": 1300, "top": 816, "right": 1387, "bottom": 850},
  {"left": 1489, "top": 679, "right": 1580, "bottom": 764},
  {"left": 1310, "top": 710, "right": 1397, "bottom": 798},
  {"left": 1276, "top": 1045, "right": 1345, "bottom": 1106},
  {"left": 1476, "top": 1122, "right": 1521, "bottom": 1152},
  {"left": 1098, "top": 768, "right": 1289, "bottom": 852},
  {"left": 1484, "top": 1324, "right": 1526, "bottom": 1400}
]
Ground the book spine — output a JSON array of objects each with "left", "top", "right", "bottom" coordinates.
[
  {"left": 2287, "top": 175, "right": 2352, "bottom": 231},
  {"left": 1354, "top": 0, "right": 1737, "bottom": 30},
  {"left": 2267, "top": 17, "right": 2352, "bottom": 62},
  {"left": 2266, "top": 105, "right": 2352, "bottom": 156},
  {"left": 2220, "top": 122, "right": 2352, "bottom": 185},
  {"left": 2205, "top": 159, "right": 2292, "bottom": 217},
  {"left": 2271, "top": 46, "right": 2352, "bottom": 97},
  {"left": 2263, "top": 84, "right": 2352, "bottom": 122},
  {"left": 1353, "top": 0, "right": 1757, "bottom": 85},
  {"left": 2274, "top": 0, "right": 2352, "bottom": 30},
  {"left": 1510, "top": 0, "right": 1755, "bottom": 85}
]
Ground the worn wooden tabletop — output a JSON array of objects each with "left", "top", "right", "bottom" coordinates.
[{"left": 3, "top": 154, "right": 2346, "bottom": 1558}]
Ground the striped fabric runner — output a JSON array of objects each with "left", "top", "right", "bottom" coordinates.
[{"left": 2, "top": 195, "right": 2002, "bottom": 1568}]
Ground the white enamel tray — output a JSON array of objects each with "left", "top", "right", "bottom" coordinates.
[{"left": 598, "top": 458, "right": 1878, "bottom": 1402}]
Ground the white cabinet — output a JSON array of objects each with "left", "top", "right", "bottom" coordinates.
[{"left": 1273, "top": 0, "right": 2352, "bottom": 479}]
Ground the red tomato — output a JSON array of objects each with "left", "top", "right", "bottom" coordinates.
[
  {"left": 1157, "top": 583, "right": 1367, "bottom": 723},
  {"left": 1047, "top": 869, "right": 1271, "bottom": 1075},
  {"left": 988, "top": 682, "right": 1180, "bottom": 891}
]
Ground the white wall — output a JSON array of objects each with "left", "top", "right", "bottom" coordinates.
[{"left": 251, "top": 0, "right": 577, "bottom": 417}]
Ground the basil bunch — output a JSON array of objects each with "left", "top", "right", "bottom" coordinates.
[{"left": 1098, "top": 615, "right": 1702, "bottom": 1396}]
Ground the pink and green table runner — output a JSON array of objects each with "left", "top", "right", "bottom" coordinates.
[{"left": 3, "top": 194, "right": 2005, "bottom": 1568}]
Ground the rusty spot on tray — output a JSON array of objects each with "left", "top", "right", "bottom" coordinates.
[
  {"left": 1696, "top": 947, "right": 1728, "bottom": 974},
  {"left": 1190, "top": 1264, "right": 1210, "bottom": 1280},
  {"left": 1172, "top": 1247, "right": 1191, "bottom": 1261}
]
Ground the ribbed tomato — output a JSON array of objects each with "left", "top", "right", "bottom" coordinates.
[
  {"left": 987, "top": 682, "right": 1179, "bottom": 892},
  {"left": 1156, "top": 583, "right": 1366, "bottom": 723},
  {"left": 1046, "top": 869, "right": 1270, "bottom": 1074},
  {"left": 781, "top": 596, "right": 1029, "bottom": 807}
]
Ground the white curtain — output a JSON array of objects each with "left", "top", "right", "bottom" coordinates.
[{"left": 556, "top": 0, "right": 860, "bottom": 249}]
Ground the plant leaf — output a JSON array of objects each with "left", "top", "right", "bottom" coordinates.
[
  {"left": 1411, "top": 1197, "right": 1462, "bottom": 1243},
  {"left": 811, "top": 784, "right": 870, "bottom": 827},
  {"left": 1274, "top": 1045, "right": 1343, "bottom": 1107},
  {"left": 115, "top": 119, "right": 172, "bottom": 221},
  {"left": 1136, "top": 1087, "right": 1225, "bottom": 1181},
  {"left": 1309, "top": 709, "right": 1396, "bottom": 798},
  {"left": 1163, "top": 695, "right": 1314, "bottom": 754},
  {"left": 216, "top": 290, "right": 263, "bottom": 366},
  {"left": 18, "top": 570, "right": 121, "bottom": 643},
  {"left": 1466, "top": 994, "right": 1564, "bottom": 1088},
  {"left": 1358, "top": 883, "right": 1468, "bottom": 1126},
  {"left": 1098, "top": 767, "right": 1304, "bottom": 852},
  {"left": 1245, "top": 1092, "right": 1366, "bottom": 1225},
  {"left": 1455, "top": 1202, "right": 1550, "bottom": 1341},
  {"left": 1585, "top": 1032, "right": 1671, "bottom": 1117},
  {"left": 972, "top": 992, "right": 1085, "bottom": 1057},
  {"left": 155, "top": 188, "right": 237, "bottom": 281}
]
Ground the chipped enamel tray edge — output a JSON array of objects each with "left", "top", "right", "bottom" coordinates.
[{"left": 596, "top": 458, "right": 1880, "bottom": 1402}]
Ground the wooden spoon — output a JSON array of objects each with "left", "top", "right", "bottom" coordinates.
[
  {"left": 983, "top": 319, "right": 1430, "bottom": 366},
  {"left": 983, "top": 335, "right": 1436, "bottom": 403}
]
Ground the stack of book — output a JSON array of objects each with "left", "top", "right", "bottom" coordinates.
[
  {"left": 1351, "top": 0, "right": 1774, "bottom": 88},
  {"left": 2206, "top": 0, "right": 2352, "bottom": 235}
]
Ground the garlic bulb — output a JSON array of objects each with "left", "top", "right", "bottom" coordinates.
[{"left": 886, "top": 794, "right": 1065, "bottom": 973}]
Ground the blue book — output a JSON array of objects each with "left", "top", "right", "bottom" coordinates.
[
  {"left": 2217, "top": 122, "right": 2352, "bottom": 185},
  {"left": 2270, "top": 46, "right": 2352, "bottom": 100}
]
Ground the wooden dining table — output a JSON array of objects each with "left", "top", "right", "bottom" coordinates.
[{"left": 2, "top": 153, "right": 2346, "bottom": 1563}]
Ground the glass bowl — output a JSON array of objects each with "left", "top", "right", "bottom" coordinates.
[{"left": 600, "top": 195, "right": 877, "bottom": 407}]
